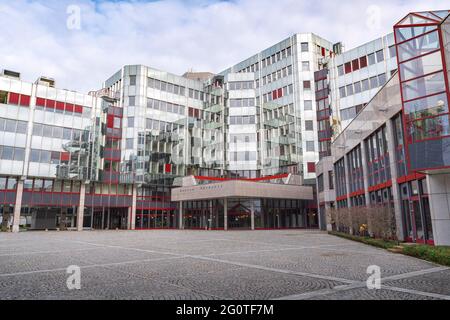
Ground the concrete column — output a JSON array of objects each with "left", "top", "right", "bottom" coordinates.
[
  {"left": 360, "top": 141, "right": 371, "bottom": 206},
  {"left": 178, "top": 201, "right": 184, "bottom": 230},
  {"left": 223, "top": 198, "right": 228, "bottom": 231},
  {"left": 77, "top": 183, "right": 86, "bottom": 231},
  {"left": 12, "top": 179, "right": 24, "bottom": 233},
  {"left": 385, "top": 120, "right": 405, "bottom": 241},
  {"left": 426, "top": 173, "right": 450, "bottom": 246},
  {"left": 128, "top": 185, "right": 137, "bottom": 230},
  {"left": 250, "top": 201, "right": 255, "bottom": 231},
  {"left": 343, "top": 156, "right": 351, "bottom": 209}
]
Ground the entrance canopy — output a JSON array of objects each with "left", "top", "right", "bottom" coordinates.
[{"left": 171, "top": 179, "right": 314, "bottom": 202}]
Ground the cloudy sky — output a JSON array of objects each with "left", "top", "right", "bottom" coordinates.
[{"left": 0, "top": 0, "right": 446, "bottom": 93}]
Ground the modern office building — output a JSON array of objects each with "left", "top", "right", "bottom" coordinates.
[
  {"left": 316, "top": 10, "right": 450, "bottom": 246},
  {"left": 1, "top": 32, "right": 332, "bottom": 231},
  {"left": 314, "top": 33, "right": 399, "bottom": 229},
  {"left": 1, "top": 9, "right": 449, "bottom": 244}
]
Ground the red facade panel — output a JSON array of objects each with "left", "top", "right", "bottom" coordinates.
[
  {"left": 8, "top": 92, "right": 20, "bottom": 105},
  {"left": 19, "top": 94, "right": 30, "bottom": 107}
]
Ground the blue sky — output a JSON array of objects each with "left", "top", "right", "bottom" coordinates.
[{"left": 0, "top": 0, "right": 446, "bottom": 92}]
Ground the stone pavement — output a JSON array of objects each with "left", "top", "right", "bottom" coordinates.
[{"left": 0, "top": 230, "right": 448, "bottom": 300}]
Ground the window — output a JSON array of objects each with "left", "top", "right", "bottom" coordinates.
[
  {"left": 306, "top": 141, "right": 315, "bottom": 152},
  {"left": 129, "top": 96, "right": 135, "bottom": 106},
  {"left": 378, "top": 73, "right": 387, "bottom": 86},
  {"left": 337, "top": 65, "right": 344, "bottom": 76},
  {"left": 301, "top": 42, "right": 309, "bottom": 52},
  {"left": 307, "top": 162, "right": 316, "bottom": 173},
  {"left": 368, "top": 53, "right": 376, "bottom": 65},
  {"left": 129, "top": 75, "right": 136, "bottom": 86},
  {"left": 304, "top": 100, "right": 313, "bottom": 111},
  {"left": 52, "top": 126, "right": 63, "bottom": 139},
  {"left": 126, "top": 138, "right": 134, "bottom": 149},
  {"left": 370, "top": 76, "right": 378, "bottom": 89},
  {"left": 360, "top": 56, "right": 368, "bottom": 68},
  {"left": 302, "top": 61, "right": 310, "bottom": 71},
  {"left": 345, "top": 62, "right": 352, "bottom": 74},
  {"left": 303, "top": 81, "right": 311, "bottom": 90},
  {"left": 328, "top": 171, "right": 334, "bottom": 189},
  {"left": 0, "top": 91, "right": 7, "bottom": 104},
  {"left": 352, "top": 59, "right": 360, "bottom": 71},
  {"left": 305, "top": 120, "right": 314, "bottom": 131},
  {"left": 5, "top": 119, "right": 16, "bottom": 132},
  {"left": 376, "top": 50, "right": 385, "bottom": 62},
  {"left": 354, "top": 81, "right": 362, "bottom": 94},
  {"left": 128, "top": 117, "right": 134, "bottom": 128},
  {"left": 362, "top": 79, "right": 370, "bottom": 91},
  {"left": 1, "top": 146, "right": 13, "bottom": 160},
  {"left": 339, "top": 87, "right": 346, "bottom": 98},
  {"left": 43, "top": 126, "right": 52, "bottom": 138},
  {"left": 346, "top": 84, "right": 354, "bottom": 96},
  {"left": 16, "top": 121, "right": 27, "bottom": 134},
  {"left": 389, "top": 45, "right": 397, "bottom": 58}
]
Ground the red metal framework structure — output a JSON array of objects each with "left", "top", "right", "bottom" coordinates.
[{"left": 394, "top": 10, "right": 450, "bottom": 173}]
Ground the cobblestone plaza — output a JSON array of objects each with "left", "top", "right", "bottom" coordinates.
[{"left": 0, "top": 230, "right": 449, "bottom": 300}]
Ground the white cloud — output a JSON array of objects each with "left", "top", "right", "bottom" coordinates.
[{"left": 0, "top": 0, "right": 447, "bottom": 93}]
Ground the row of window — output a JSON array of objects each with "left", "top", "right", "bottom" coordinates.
[
  {"left": 29, "top": 149, "right": 70, "bottom": 164},
  {"left": 0, "top": 91, "right": 31, "bottom": 107},
  {"left": 146, "top": 98, "right": 186, "bottom": 115},
  {"left": 339, "top": 73, "right": 387, "bottom": 98},
  {"left": 0, "top": 146, "right": 25, "bottom": 161},
  {"left": 35, "top": 97, "right": 87, "bottom": 115},
  {"left": 228, "top": 81, "right": 254, "bottom": 91},
  {"left": 145, "top": 118, "right": 180, "bottom": 132},
  {"left": 229, "top": 133, "right": 257, "bottom": 144},
  {"left": 262, "top": 65, "right": 293, "bottom": 86},
  {"left": 229, "top": 151, "right": 257, "bottom": 162},
  {"left": 260, "top": 46, "right": 293, "bottom": 69},
  {"left": 238, "top": 62, "right": 260, "bottom": 74},
  {"left": 32, "top": 123, "right": 88, "bottom": 142},
  {"left": 229, "top": 115, "right": 256, "bottom": 125},
  {"left": 0, "top": 118, "right": 28, "bottom": 134},
  {"left": 147, "top": 77, "right": 186, "bottom": 97},
  {"left": 0, "top": 177, "right": 18, "bottom": 190},
  {"left": 340, "top": 104, "right": 365, "bottom": 121},
  {"left": 337, "top": 46, "right": 395, "bottom": 76},
  {"left": 229, "top": 98, "right": 256, "bottom": 108},
  {"left": 188, "top": 88, "right": 204, "bottom": 101},
  {"left": 262, "top": 84, "right": 295, "bottom": 103}
]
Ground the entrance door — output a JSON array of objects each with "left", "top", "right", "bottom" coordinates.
[
  {"left": 411, "top": 197, "right": 425, "bottom": 243},
  {"left": 228, "top": 203, "right": 251, "bottom": 230}
]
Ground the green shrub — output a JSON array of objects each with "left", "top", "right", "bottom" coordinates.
[
  {"left": 329, "top": 231, "right": 398, "bottom": 249},
  {"left": 402, "top": 245, "right": 450, "bottom": 267},
  {"left": 329, "top": 231, "right": 450, "bottom": 266}
]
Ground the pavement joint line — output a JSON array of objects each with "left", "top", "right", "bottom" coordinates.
[
  {"left": 2, "top": 233, "right": 448, "bottom": 300},
  {"left": 66, "top": 240, "right": 450, "bottom": 290},
  {"left": 0, "top": 247, "right": 106, "bottom": 257},
  {"left": 273, "top": 267, "right": 450, "bottom": 300},
  {"left": 0, "top": 255, "right": 190, "bottom": 277},
  {"left": 380, "top": 285, "right": 450, "bottom": 300}
]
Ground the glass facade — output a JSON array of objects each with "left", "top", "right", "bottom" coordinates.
[{"left": 395, "top": 11, "right": 450, "bottom": 171}]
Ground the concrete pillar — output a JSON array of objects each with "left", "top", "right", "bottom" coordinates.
[
  {"left": 343, "top": 156, "right": 351, "bottom": 209},
  {"left": 250, "top": 201, "right": 255, "bottom": 231},
  {"left": 360, "top": 141, "right": 371, "bottom": 206},
  {"left": 77, "top": 183, "right": 86, "bottom": 231},
  {"left": 178, "top": 201, "right": 184, "bottom": 230},
  {"left": 128, "top": 185, "right": 137, "bottom": 230},
  {"left": 12, "top": 180, "right": 24, "bottom": 233},
  {"left": 385, "top": 120, "right": 405, "bottom": 241},
  {"left": 426, "top": 173, "right": 450, "bottom": 246},
  {"left": 223, "top": 198, "right": 228, "bottom": 231}
]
